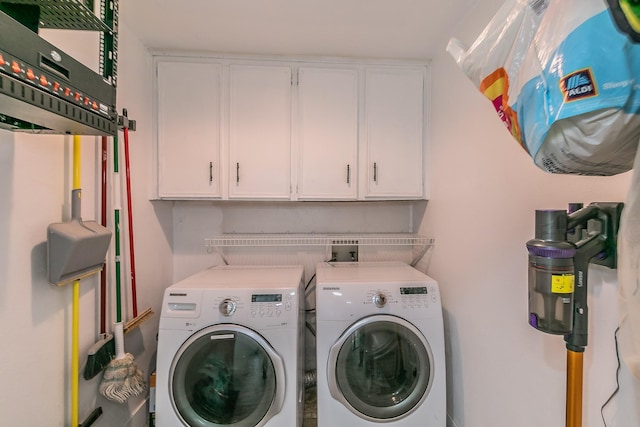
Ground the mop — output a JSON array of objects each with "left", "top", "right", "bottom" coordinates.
[{"left": 99, "top": 135, "right": 146, "bottom": 403}]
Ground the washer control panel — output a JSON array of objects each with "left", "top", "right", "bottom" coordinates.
[
  {"left": 208, "top": 290, "right": 298, "bottom": 325},
  {"left": 250, "top": 292, "right": 293, "bottom": 318}
]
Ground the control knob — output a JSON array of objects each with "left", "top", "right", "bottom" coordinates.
[
  {"left": 372, "top": 292, "right": 387, "bottom": 308},
  {"left": 219, "top": 298, "right": 237, "bottom": 317}
]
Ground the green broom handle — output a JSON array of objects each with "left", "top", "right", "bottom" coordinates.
[{"left": 113, "top": 135, "right": 123, "bottom": 324}]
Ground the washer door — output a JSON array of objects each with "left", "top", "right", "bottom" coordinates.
[
  {"left": 170, "top": 324, "right": 285, "bottom": 427},
  {"left": 327, "top": 314, "right": 434, "bottom": 421}
]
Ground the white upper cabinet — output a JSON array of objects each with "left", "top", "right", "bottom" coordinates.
[
  {"left": 156, "top": 59, "right": 222, "bottom": 198},
  {"left": 228, "top": 64, "right": 292, "bottom": 199},
  {"left": 153, "top": 55, "right": 428, "bottom": 201},
  {"left": 363, "top": 67, "right": 425, "bottom": 199},
  {"left": 296, "top": 67, "right": 359, "bottom": 200}
]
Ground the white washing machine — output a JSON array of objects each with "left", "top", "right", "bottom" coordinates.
[
  {"left": 315, "top": 262, "right": 446, "bottom": 426},
  {"left": 156, "top": 265, "right": 305, "bottom": 427}
]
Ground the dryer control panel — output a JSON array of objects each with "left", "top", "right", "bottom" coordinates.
[
  {"left": 360, "top": 285, "right": 439, "bottom": 309},
  {"left": 316, "top": 262, "right": 442, "bottom": 321},
  {"left": 399, "top": 284, "right": 440, "bottom": 309}
]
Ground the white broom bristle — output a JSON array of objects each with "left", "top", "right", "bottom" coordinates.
[{"left": 99, "top": 353, "right": 147, "bottom": 403}]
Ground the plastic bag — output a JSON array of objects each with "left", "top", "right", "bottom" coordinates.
[{"left": 448, "top": 0, "right": 640, "bottom": 175}]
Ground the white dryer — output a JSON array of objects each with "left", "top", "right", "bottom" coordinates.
[
  {"left": 315, "top": 262, "right": 446, "bottom": 426},
  {"left": 156, "top": 265, "right": 305, "bottom": 427}
]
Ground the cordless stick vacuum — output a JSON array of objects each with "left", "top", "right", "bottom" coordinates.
[{"left": 526, "top": 202, "right": 623, "bottom": 427}]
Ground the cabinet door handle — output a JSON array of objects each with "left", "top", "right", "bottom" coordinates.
[
  {"left": 236, "top": 162, "right": 240, "bottom": 183},
  {"left": 346, "top": 164, "right": 351, "bottom": 184},
  {"left": 209, "top": 161, "right": 213, "bottom": 183},
  {"left": 373, "top": 162, "right": 378, "bottom": 182}
]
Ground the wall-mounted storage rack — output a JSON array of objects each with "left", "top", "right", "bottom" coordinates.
[
  {"left": 0, "top": 0, "right": 118, "bottom": 135},
  {"left": 205, "top": 233, "right": 435, "bottom": 266}
]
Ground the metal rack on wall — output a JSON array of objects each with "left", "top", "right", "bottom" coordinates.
[
  {"left": 0, "top": 0, "right": 118, "bottom": 135},
  {"left": 204, "top": 233, "right": 435, "bottom": 267},
  {"left": 4, "top": 0, "right": 118, "bottom": 84}
]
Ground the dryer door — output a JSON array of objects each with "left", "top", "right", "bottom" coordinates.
[
  {"left": 169, "top": 324, "right": 285, "bottom": 427},
  {"left": 327, "top": 314, "right": 434, "bottom": 421}
]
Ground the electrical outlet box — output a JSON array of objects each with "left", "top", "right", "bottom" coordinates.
[{"left": 331, "top": 240, "right": 358, "bottom": 262}]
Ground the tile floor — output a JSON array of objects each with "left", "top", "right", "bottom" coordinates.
[{"left": 303, "top": 386, "right": 317, "bottom": 427}]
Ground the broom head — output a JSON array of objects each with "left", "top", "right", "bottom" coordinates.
[{"left": 83, "top": 334, "right": 115, "bottom": 380}]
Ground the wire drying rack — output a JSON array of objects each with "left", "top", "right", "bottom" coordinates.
[{"left": 204, "top": 233, "right": 435, "bottom": 267}]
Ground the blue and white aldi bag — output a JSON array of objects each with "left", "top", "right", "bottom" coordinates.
[{"left": 447, "top": 0, "right": 640, "bottom": 175}]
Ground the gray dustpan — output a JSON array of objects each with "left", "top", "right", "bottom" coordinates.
[{"left": 47, "top": 188, "right": 112, "bottom": 286}]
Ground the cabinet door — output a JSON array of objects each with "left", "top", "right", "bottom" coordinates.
[
  {"left": 229, "top": 64, "right": 292, "bottom": 199},
  {"left": 156, "top": 60, "right": 221, "bottom": 198},
  {"left": 364, "top": 67, "right": 425, "bottom": 199},
  {"left": 297, "top": 67, "right": 359, "bottom": 200}
]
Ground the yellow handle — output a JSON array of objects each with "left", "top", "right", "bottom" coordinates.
[
  {"left": 73, "top": 135, "right": 81, "bottom": 190},
  {"left": 71, "top": 279, "right": 79, "bottom": 427},
  {"left": 71, "top": 134, "right": 81, "bottom": 427}
]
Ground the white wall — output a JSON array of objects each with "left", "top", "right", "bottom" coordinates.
[
  {"left": 171, "top": 200, "right": 426, "bottom": 281},
  {"left": 0, "top": 15, "right": 172, "bottom": 427},
  {"left": 423, "top": 1, "right": 640, "bottom": 426},
  {"left": 3, "top": 2, "right": 639, "bottom": 427}
]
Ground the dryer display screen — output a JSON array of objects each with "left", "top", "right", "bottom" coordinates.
[
  {"left": 252, "top": 294, "right": 283, "bottom": 303},
  {"left": 400, "top": 287, "right": 428, "bottom": 295}
]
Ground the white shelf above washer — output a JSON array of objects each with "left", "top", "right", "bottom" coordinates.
[
  {"left": 205, "top": 233, "right": 435, "bottom": 271},
  {"left": 205, "top": 233, "right": 434, "bottom": 248}
]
